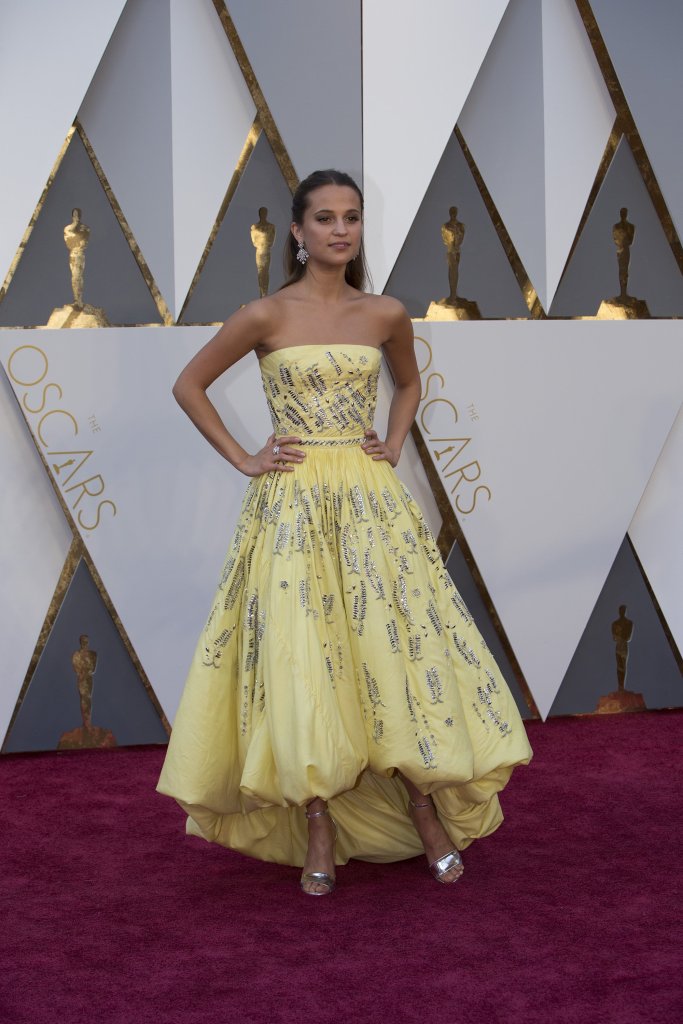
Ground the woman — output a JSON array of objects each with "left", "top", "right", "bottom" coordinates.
[{"left": 157, "top": 169, "right": 532, "bottom": 895}]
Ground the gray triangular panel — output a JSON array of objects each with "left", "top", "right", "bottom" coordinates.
[
  {"left": 3, "top": 558, "right": 167, "bottom": 753},
  {"left": 0, "top": 131, "right": 162, "bottom": 328},
  {"left": 550, "top": 137, "right": 683, "bottom": 317},
  {"left": 180, "top": 131, "right": 292, "bottom": 324},
  {"left": 549, "top": 537, "right": 681, "bottom": 717},
  {"left": 384, "top": 131, "right": 529, "bottom": 318}
]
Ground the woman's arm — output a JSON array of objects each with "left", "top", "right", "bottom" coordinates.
[
  {"left": 362, "top": 298, "right": 420, "bottom": 467},
  {"left": 172, "top": 301, "right": 303, "bottom": 476}
]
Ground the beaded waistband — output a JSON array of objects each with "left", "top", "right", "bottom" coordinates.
[{"left": 295, "top": 434, "right": 366, "bottom": 447}]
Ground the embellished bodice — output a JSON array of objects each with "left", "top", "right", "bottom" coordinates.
[{"left": 258, "top": 344, "right": 382, "bottom": 440}]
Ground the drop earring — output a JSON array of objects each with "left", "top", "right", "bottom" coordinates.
[{"left": 296, "top": 239, "right": 309, "bottom": 265}]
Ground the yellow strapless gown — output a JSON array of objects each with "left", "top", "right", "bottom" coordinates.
[{"left": 157, "top": 344, "right": 532, "bottom": 865}]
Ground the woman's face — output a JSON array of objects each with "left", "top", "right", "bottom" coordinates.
[{"left": 292, "top": 184, "right": 363, "bottom": 267}]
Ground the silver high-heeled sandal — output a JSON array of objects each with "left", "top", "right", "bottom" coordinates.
[
  {"left": 300, "top": 807, "right": 338, "bottom": 896},
  {"left": 408, "top": 798, "right": 464, "bottom": 884}
]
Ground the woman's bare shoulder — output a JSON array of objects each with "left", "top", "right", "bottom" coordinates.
[
  {"left": 359, "top": 292, "right": 406, "bottom": 312},
  {"left": 359, "top": 292, "right": 410, "bottom": 325}
]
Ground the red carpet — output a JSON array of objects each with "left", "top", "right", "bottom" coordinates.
[{"left": 1, "top": 712, "right": 681, "bottom": 1024}]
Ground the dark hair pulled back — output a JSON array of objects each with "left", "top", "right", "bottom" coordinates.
[{"left": 281, "top": 169, "right": 370, "bottom": 291}]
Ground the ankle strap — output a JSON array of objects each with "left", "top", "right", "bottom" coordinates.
[
  {"left": 408, "top": 798, "right": 432, "bottom": 809},
  {"left": 305, "top": 808, "right": 329, "bottom": 819}
]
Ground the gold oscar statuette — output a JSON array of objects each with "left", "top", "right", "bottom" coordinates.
[
  {"left": 57, "top": 634, "right": 117, "bottom": 748},
  {"left": 596, "top": 605, "right": 646, "bottom": 713},
  {"left": 251, "top": 206, "right": 276, "bottom": 298},
  {"left": 425, "top": 206, "right": 481, "bottom": 321},
  {"left": 46, "top": 208, "right": 110, "bottom": 328},
  {"left": 594, "top": 208, "right": 650, "bottom": 320}
]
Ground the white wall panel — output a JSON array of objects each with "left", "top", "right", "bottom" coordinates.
[
  {"left": 170, "top": 0, "right": 256, "bottom": 319},
  {"left": 629, "top": 405, "right": 683, "bottom": 656},
  {"left": 414, "top": 321, "right": 683, "bottom": 718},
  {"left": 362, "top": 0, "right": 509, "bottom": 291},
  {"left": 0, "top": 0, "right": 125, "bottom": 286},
  {"left": 0, "top": 370, "right": 72, "bottom": 741}
]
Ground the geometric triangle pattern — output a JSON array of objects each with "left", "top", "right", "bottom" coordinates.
[
  {"left": 413, "top": 320, "right": 683, "bottom": 719},
  {"left": 362, "top": 0, "right": 511, "bottom": 291},
  {"left": 548, "top": 536, "right": 682, "bottom": 717},
  {"left": 384, "top": 130, "right": 529, "bottom": 319},
  {"left": 2, "top": 557, "right": 168, "bottom": 753},
  {"left": 77, "top": 0, "right": 175, "bottom": 316},
  {"left": 628, "top": 404, "right": 683, "bottom": 660},
  {"left": 180, "top": 130, "right": 292, "bottom": 324},
  {"left": 0, "top": 0, "right": 126, "bottom": 289},
  {"left": 170, "top": 0, "right": 257, "bottom": 319},
  {"left": 228, "top": 0, "right": 362, "bottom": 182},
  {"left": 78, "top": 0, "right": 257, "bottom": 321},
  {"left": 0, "top": 369, "right": 73, "bottom": 743},
  {"left": 459, "top": 0, "right": 615, "bottom": 312},
  {"left": 589, "top": 0, "right": 683, "bottom": 246},
  {"left": 0, "top": 327, "right": 259, "bottom": 724},
  {"left": 550, "top": 137, "right": 683, "bottom": 317},
  {"left": 0, "top": 129, "right": 162, "bottom": 327}
]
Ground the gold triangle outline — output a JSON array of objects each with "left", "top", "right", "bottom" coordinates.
[
  {"left": 548, "top": 532, "right": 682, "bottom": 719},
  {"left": 211, "top": 1, "right": 298, "bottom": 194},
  {"left": 453, "top": 3, "right": 683, "bottom": 319},
  {"left": 452, "top": 126, "right": 545, "bottom": 319},
  {"left": 575, "top": 0, "right": 683, "bottom": 276},
  {"left": 0, "top": 120, "right": 174, "bottom": 327},
  {"left": 0, "top": 380, "right": 171, "bottom": 746},
  {"left": 1, "top": 536, "right": 81, "bottom": 750},
  {"left": 626, "top": 534, "right": 683, "bottom": 677},
  {"left": 551, "top": 120, "right": 622, "bottom": 303},
  {"left": 178, "top": 117, "right": 262, "bottom": 324},
  {"left": 74, "top": 119, "right": 174, "bottom": 325},
  {"left": 0, "top": 128, "right": 75, "bottom": 307}
]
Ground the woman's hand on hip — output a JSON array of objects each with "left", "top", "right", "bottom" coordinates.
[
  {"left": 361, "top": 429, "right": 399, "bottom": 467},
  {"left": 236, "top": 432, "right": 305, "bottom": 477}
]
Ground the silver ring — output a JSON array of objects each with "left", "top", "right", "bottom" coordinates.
[{"left": 272, "top": 444, "right": 280, "bottom": 455}]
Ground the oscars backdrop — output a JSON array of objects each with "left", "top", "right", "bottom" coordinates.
[{"left": 1, "top": 0, "right": 681, "bottom": 753}]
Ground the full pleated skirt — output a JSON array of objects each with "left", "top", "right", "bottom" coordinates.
[{"left": 157, "top": 447, "right": 532, "bottom": 865}]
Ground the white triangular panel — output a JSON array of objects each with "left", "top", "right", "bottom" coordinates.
[
  {"left": 0, "top": 330, "right": 440, "bottom": 723},
  {"left": 0, "top": 0, "right": 126, "bottom": 286},
  {"left": 542, "top": 0, "right": 614, "bottom": 309},
  {"left": 362, "top": 0, "right": 510, "bottom": 291},
  {"left": 459, "top": 0, "right": 614, "bottom": 312},
  {"left": 170, "top": 0, "right": 256, "bottom": 319},
  {"left": 629, "top": 405, "right": 683, "bottom": 657},
  {"left": 413, "top": 321, "right": 683, "bottom": 719},
  {"left": 0, "top": 368, "right": 72, "bottom": 741}
]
